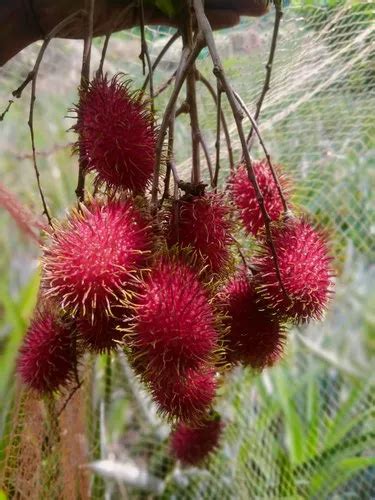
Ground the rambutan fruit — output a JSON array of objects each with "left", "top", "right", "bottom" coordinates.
[
  {"left": 230, "top": 160, "right": 289, "bottom": 237},
  {"left": 132, "top": 260, "right": 218, "bottom": 376},
  {"left": 254, "top": 218, "right": 334, "bottom": 323},
  {"left": 74, "top": 74, "right": 156, "bottom": 193},
  {"left": 170, "top": 415, "right": 223, "bottom": 466},
  {"left": 218, "top": 270, "right": 285, "bottom": 369},
  {"left": 17, "top": 311, "right": 77, "bottom": 394},
  {"left": 42, "top": 200, "right": 152, "bottom": 318},
  {"left": 150, "top": 368, "right": 216, "bottom": 423},
  {"left": 167, "top": 193, "right": 233, "bottom": 274}
]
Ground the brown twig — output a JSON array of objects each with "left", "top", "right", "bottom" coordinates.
[
  {"left": 97, "top": 2, "right": 136, "bottom": 75},
  {"left": 26, "top": 11, "right": 84, "bottom": 225},
  {"left": 4, "top": 143, "right": 71, "bottom": 160},
  {"left": 215, "top": 80, "right": 222, "bottom": 187},
  {"left": 195, "top": 71, "right": 234, "bottom": 176},
  {"left": 160, "top": 123, "right": 174, "bottom": 207},
  {"left": 141, "top": 30, "right": 181, "bottom": 93},
  {"left": 154, "top": 70, "right": 176, "bottom": 98},
  {"left": 151, "top": 34, "right": 204, "bottom": 209},
  {"left": 198, "top": 132, "right": 214, "bottom": 185},
  {"left": 138, "top": 0, "right": 154, "bottom": 115},
  {"left": 234, "top": 91, "right": 288, "bottom": 213},
  {"left": 11, "top": 10, "right": 83, "bottom": 102},
  {"left": 0, "top": 100, "right": 14, "bottom": 121},
  {"left": 76, "top": 0, "right": 95, "bottom": 203},
  {"left": 246, "top": 0, "right": 283, "bottom": 151},
  {"left": 57, "top": 380, "right": 83, "bottom": 417},
  {"left": 192, "top": 0, "right": 288, "bottom": 298},
  {"left": 231, "top": 235, "right": 248, "bottom": 270},
  {"left": 184, "top": 2, "right": 201, "bottom": 185},
  {"left": 98, "top": 32, "right": 111, "bottom": 75}
]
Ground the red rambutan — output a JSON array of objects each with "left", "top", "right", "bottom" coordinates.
[
  {"left": 230, "top": 160, "right": 289, "bottom": 237},
  {"left": 218, "top": 270, "right": 285, "bottom": 369},
  {"left": 254, "top": 218, "right": 334, "bottom": 323},
  {"left": 132, "top": 260, "right": 218, "bottom": 376},
  {"left": 75, "top": 74, "right": 156, "bottom": 193},
  {"left": 167, "top": 193, "right": 233, "bottom": 273},
  {"left": 17, "top": 311, "right": 77, "bottom": 394},
  {"left": 42, "top": 200, "right": 152, "bottom": 318},
  {"left": 170, "top": 416, "right": 223, "bottom": 466},
  {"left": 150, "top": 368, "right": 216, "bottom": 423}
]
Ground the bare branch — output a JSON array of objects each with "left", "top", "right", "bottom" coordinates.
[
  {"left": 24, "top": 10, "right": 85, "bottom": 225},
  {"left": 154, "top": 70, "right": 176, "bottom": 98},
  {"left": 76, "top": 0, "right": 95, "bottom": 202},
  {"left": 184, "top": 2, "right": 201, "bottom": 185},
  {"left": 214, "top": 80, "right": 222, "bottom": 188},
  {"left": 0, "top": 100, "right": 14, "bottom": 121},
  {"left": 246, "top": 0, "right": 283, "bottom": 150},
  {"left": 97, "top": 2, "right": 136, "bottom": 75},
  {"left": 142, "top": 30, "right": 180, "bottom": 93},
  {"left": 198, "top": 132, "right": 214, "bottom": 186},
  {"left": 139, "top": 0, "right": 154, "bottom": 115},
  {"left": 192, "top": 0, "right": 288, "bottom": 299},
  {"left": 234, "top": 91, "right": 288, "bottom": 213},
  {"left": 195, "top": 71, "right": 234, "bottom": 176},
  {"left": 151, "top": 34, "right": 204, "bottom": 209}
]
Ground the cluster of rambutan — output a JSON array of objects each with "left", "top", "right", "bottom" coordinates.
[{"left": 16, "top": 74, "right": 334, "bottom": 467}]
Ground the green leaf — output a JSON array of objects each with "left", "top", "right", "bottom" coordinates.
[
  {"left": 339, "top": 456, "right": 375, "bottom": 471},
  {"left": 0, "top": 272, "right": 39, "bottom": 403},
  {"left": 273, "top": 369, "right": 306, "bottom": 465}
]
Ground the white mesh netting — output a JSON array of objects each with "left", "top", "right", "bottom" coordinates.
[{"left": 0, "top": 1, "right": 374, "bottom": 498}]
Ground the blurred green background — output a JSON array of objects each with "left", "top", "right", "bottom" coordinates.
[{"left": 0, "top": 0, "right": 374, "bottom": 498}]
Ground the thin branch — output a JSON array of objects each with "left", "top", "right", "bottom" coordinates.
[
  {"left": 175, "top": 100, "right": 189, "bottom": 117},
  {"left": 234, "top": 91, "right": 288, "bottom": 213},
  {"left": 198, "top": 132, "right": 214, "bottom": 185},
  {"left": 139, "top": 0, "right": 154, "bottom": 115},
  {"left": 215, "top": 80, "right": 222, "bottom": 187},
  {"left": 195, "top": 70, "right": 234, "bottom": 175},
  {"left": 0, "top": 100, "right": 14, "bottom": 121},
  {"left": 97, "top": 2, "right": 136, "bottom": 75},
  {"left": 57, "top": 380, "right": 83, "bottom": 417},
  {"left": 192, "top": 0, "right": 288, "bottom": 299},
  {"left": 4, "top": 143, "right": 70, "bottom": 160},
  {"left": 231, "top": 235, "right": 249, "bottom": 270},
  {"left": 141, "top": 30, "right": 181, "bottom": 93},
  {"left": 184, "top": 3, "right": 200, "bottom": 185},
  {"left": 246, "top": 0, "right": 283, "bottom": 150},
  {"left": 1, "top": 11, "right": 82, "bottom": 125},
  {"left": 159, "top": 123, "right": 174, "bottom": 207},
  {"left": 26, "top": 11, "right": 85, "bottom": 225},
  {"left": 98, "top": 32, "right": 111, "bottom": 75},
  {"left": 151, "top": 34, "right": 204, "bottom": 209},
  {"left": 154, "top": 70, "right": 176, "bottom": 98},
  {"left": 75, "top": 0, "right": 95, "bottom": 202}
]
